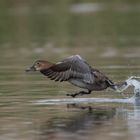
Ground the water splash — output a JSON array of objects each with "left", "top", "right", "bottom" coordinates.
[{"left": 115, "top": 76, "right": 140, "bottom": 97}]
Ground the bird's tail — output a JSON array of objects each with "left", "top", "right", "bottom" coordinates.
[
  {"left": 106, "top": 79, "right": 117, "bottom": 90},
  {"left": 106, "top": 79, "right": 128, "bottom": 92}
]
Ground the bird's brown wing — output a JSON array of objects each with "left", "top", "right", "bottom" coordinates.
[{"left": 40, "top": 55, "right": 94, "bottom": 83}]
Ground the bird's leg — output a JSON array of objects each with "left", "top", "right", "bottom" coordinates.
[
  {"left": 79, "top": 90, "right": 91, "bottom": 96},
  {"left": 67, "top": 90, "right": 91, "bottom": 98}
]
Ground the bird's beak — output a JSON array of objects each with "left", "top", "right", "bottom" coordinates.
[{"left": 25, "top": 65, "right": 36, "bottom": 72}]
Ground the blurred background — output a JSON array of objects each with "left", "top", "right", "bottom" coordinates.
[
  {"left": 0, "top": 0, "right": 140, "bottom": 140},
  {"left": 1, "top": 0, "right": 140, "bottom": 56}
]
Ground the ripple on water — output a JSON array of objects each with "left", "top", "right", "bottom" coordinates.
[{"left": 34, "top": 97, "right": 136, "bottom": 105}]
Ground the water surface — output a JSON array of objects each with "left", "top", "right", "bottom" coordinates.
[{"left": 0, "top": 0, "right": 140, "bottom": 140}]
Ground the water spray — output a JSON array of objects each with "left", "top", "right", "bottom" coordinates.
[{"left": 115, "top": 76, "right": 140, "bottom": 98}]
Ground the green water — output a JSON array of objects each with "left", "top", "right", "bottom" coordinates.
[{"left": 0, "top": 0, "right": 140, "bottom": 140}]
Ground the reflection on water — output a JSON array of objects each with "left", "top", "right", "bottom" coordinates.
[
  {"left": 38, "top": 102, "right": 140, "bottom": 140},
  {"left": 40, "top": 105, "right": 116, "bottom": 140}
]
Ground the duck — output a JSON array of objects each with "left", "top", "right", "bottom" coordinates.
[{"left": 26, "top": 55, "right": 126, "bottom": 97}]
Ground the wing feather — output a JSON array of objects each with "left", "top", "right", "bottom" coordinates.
[
  {"left": 55, "top": 72, "right": 63, "bottom": 81},
  {"left": 40, "top": 55, "right": 94, "bottom": 83}
]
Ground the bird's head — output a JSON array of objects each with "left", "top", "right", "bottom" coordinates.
[{"left": 26, "top": 60, "right": 52, "bottom": 72}]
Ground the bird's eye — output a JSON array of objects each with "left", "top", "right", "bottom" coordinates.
[{"left": 37, "top": 62, "right": 40, "bottom": 65}]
